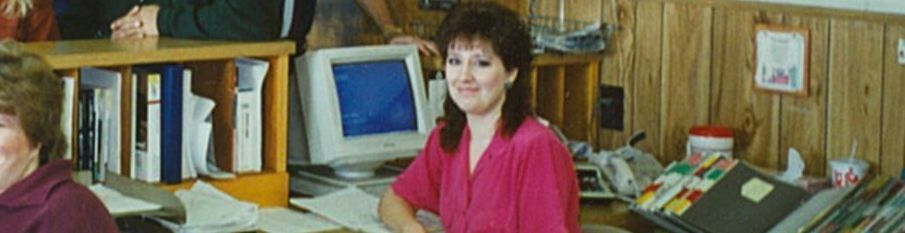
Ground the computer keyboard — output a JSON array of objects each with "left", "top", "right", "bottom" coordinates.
[{"left": 576, "top": 163, "right": 616, "bottom": 199}]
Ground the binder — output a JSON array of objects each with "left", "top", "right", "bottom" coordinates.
[
  {"left": 133, "top": 68, "right": 162, "bottom": 183},
  {"left": 181, "top": 69, "right": 196, "bottom": 179},
  {"left": 77, "top": 90, "right": 95, "bottom": 171},
  {"left": 677, "top": 162, "right": 810, "bottom": 233},
  {"left": 633, "top": 158, "right": 811, "bottom": 233},
  {"left": 61, "top": 77, "right": 76, "bottom": 160},
  {"left": 156, "top": 65, "right": 185, "bottom": 184},
  {"left": 79, "top": 68, "right": 123, "bottom": 175},
  {"left": 233, "top": 58, "right": 268, "bottom": 173}
]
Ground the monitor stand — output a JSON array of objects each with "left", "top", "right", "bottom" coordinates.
[{"left": 289, "top": 164, "right": 404, "bottom": 197}]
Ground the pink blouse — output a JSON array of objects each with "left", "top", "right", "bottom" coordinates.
[{"left": 391, "top": 117, "right": 580, "bottom": 232}]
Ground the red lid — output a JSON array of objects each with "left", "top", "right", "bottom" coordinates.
[{"left": 689, "top": 126, "right": 734, "bottom": 137}]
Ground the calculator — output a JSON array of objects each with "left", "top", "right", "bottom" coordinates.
[{"left": 576, "top": 163, "right": 616, "bottom": 199}]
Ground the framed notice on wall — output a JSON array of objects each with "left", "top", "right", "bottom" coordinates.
[{"left": 753, "top": 24, "right": 810, "bottom": 96}]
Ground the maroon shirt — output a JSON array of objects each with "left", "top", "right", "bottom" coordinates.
[{"left": 0, "top": 160, "right": 118, "bottom": 233}]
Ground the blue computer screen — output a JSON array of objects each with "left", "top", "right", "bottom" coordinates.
[{"left": 332, "top": 60, "right": 417, "bottom": 137}]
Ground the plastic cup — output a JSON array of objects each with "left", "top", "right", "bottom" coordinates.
[{"left": 829, "top": 158, "right": 869, "bottom": 188}]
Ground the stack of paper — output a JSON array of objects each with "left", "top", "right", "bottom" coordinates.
[
  {"left": 157, "top": 181, "right": 258, "bottom": 233},
  {"left": 290, "top": 187, "right": 443, "bottom": 233},
  {"left": 291, "top": 187, "right": 387, "bottom": 232},
  {"left": 258, "top": 207, "right": 342, "bottom": 233},
  {"left": 186, "top": 95, "right": 217, "bottom": 177},
  {"left": 88, "top": 184, "right": 162, "bottom": 216}
]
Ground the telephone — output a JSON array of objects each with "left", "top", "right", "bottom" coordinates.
[
  {"left": 575, "top": 163, "right": 616, "bottom": 199},
  {"left": 539, "top": 120, "right": 661, "bottom": 199},
  {"left": 589, "top": 131, "right": 664, "bottom": 198}
]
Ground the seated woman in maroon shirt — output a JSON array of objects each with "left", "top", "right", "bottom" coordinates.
[
  {"left": 0, "top": 0, "right": 59, "bottom": 41},
  {"left": 378, "top": 2, "right": 580, "bottom": 233},
  {"left": 0, "top": 42, "right": 116, "bottom": 232}
]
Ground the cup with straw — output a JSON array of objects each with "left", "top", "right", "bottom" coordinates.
[{"left": 828, "top": 140, "right": 869, "bottom": 188}]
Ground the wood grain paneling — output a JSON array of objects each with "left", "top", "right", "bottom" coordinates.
[
  {"left": 827, "top": 19, "right": 884, "bottom": 174},
  {"left": 308, "top": 0, "right": 378, "bottom": 49},
  {"left": 880, "top": 25, "right": 905, "bottom": 176},
  {"left": 536, "top": 66, "right": 566, "bottom": 125},
  {"left": 632, "top": 1, "right": 665, "bottom": 159},
  {"left": 598, "top": 0, "right": 638, "bottom": 149},
  {"left": 650, "top": 0, "right": 905, "bottom": 26},
  {"left": 116, "top": 67, "right": 133, "bottom": 177},
  {"left": 710, "top": 9, "right": 782, "bottom": 168},
  {"left": 660, "top": 3, "right": 713, "bottom": 162},
  {"left": 264, "top": 55, "right": 289, "bottom": 172},
  {"left": 492, "top": 0, "right": 529, "bottom": 15},
  {"left": 781, "top": 16, "right": 830, "bottom": 176},
  {"left": 563, "top": 64, "right": 599, "bottom": 142},
  {"left": 529, "top": 0, "right": 601, "bottom": 25}
]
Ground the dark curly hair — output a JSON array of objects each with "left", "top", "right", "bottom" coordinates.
[
  {"left": 435, "top": 2, "right": 533, "bottom": 153},
  {"left": 0, "top": 41, "right": 66, "bottom": 165}
]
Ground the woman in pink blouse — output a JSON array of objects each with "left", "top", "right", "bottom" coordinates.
[{"left": 378, "top": 2, "right": 580, "bottom": 233}]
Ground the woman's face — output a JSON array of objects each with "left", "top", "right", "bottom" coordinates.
[
  {"left": 444, "top": 38, "right": 518, "bottom": 117},
  {"left": 0, "top": 111, "right": 39, "bottom": 194}
]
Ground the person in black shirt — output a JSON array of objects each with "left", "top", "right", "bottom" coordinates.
[{"left": 57, "top": 0, "right": 438, "bottom": 55}]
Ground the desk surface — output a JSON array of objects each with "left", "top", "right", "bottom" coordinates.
[
  {"left": 580, "top": 200, "right": 661, "bottom": 232},
  {"left": 306, "top": 200, "right": 659, "bottom": 233}
]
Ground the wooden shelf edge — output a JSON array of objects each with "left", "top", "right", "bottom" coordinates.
[
  {"left": 25, "top": 38, "right": 295, "bottom": 70},
  {"left": 157, "top": 171, "right": 289, "bottom": 207}
]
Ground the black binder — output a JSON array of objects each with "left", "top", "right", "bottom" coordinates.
[
  {"left": 633, "top": 161, "right": 811, "bottom": 233},
  {"left": 677, "top": 162, "right": 810, "bottom": 233}
]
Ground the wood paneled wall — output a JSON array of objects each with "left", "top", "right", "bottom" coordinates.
[
  {"left": 597, "top": 0, "right": 905, "bottom": 177},
  {"left": 307, "top": 1, "right": 384, "bottom": 50}
]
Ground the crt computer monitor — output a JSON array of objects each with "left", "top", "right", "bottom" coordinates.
[{"left": 294, "top": 45, "right": 433, "bottom": 178}]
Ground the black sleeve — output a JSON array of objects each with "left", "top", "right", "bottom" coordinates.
[
  {"left": 156, "top": 0, "right": 282, "bottom": 41},
  {"left": 57, "top": 0, "right": 103, "bottom": 39},
  {"left": 58, "top": 0, "right": 142, "bottom": 39}
]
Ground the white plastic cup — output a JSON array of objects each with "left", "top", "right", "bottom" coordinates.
[
  {"left": 686, "top": 126, "right": 734, "bottom": 158},
  {"left": 829, "top": 159, "right": 869, "bottom": 188}
]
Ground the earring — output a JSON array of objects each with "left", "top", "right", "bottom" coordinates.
[{"left": 504, "top": 80, "right": 513, "bottom": 90}]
